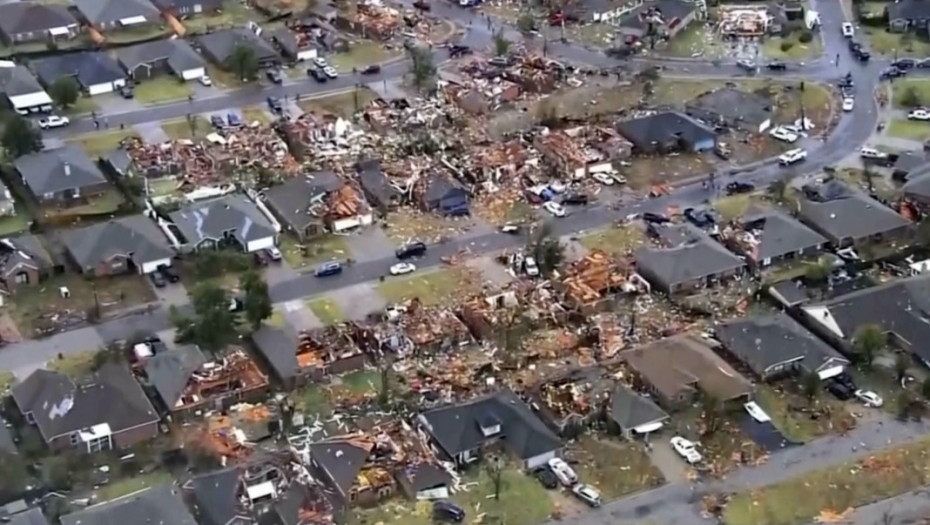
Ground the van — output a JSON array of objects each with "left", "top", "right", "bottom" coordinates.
[
  {"left": 315, "top": 262, "right": 343, "bottom": 277},
  {"left": 395, "top": 241, "right": 427, "bottom": 259}
]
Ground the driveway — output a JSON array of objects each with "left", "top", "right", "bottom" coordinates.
[
  {"left": 134, "top": 122, "right": 168, "bottom": 143},
  {"left": 327, "top": 283, "right": 386, "bottom": 321},
  {"left": 344, "top": 228, "right": 397, "bottom": 263},
  {"left": 740, "top": 415, "right": 799, "bottom": 451}
]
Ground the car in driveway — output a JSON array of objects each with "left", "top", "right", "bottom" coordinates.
[
  {"left": 828, "top": 381, "right": 853, "bottom": 400},
  {"left": 157, "top": 265, "right": 180, "bottom": 283},
  {"left": 119, "top": 84, "right": 134, "bottom": 99},
  {"left": 572, "top": 484, "right": 601, "bottom": 508},
  {"left": 855, "top": 389, "right": 883, "bottom": 407},
  {"left": 859, "top": 146, "right": 889, "bottom": 160},
  {"left": 769, "top": 126, "right": 799, "bottom": 143},
  {"left": 323, "top": 66, "right": 338, "bottom": 79},
  {"left": 543, "top": 201, "right": 566, "bottom": 217},
  {"left": 395, "top": 241, "right": 427, "bottom": 259},
  {"left": 267, "top": 96, "right": 283, "bottom": 113},
  {"left": 778, "top": 148, "right": 807, "bottom": 166},
  {"left": 524, "top": 256, "right": 540, "bottom": 277},
  {"left": 670, "top": 436, "right": 702, "bottom": 464},
  {"left": 210, "top": 115, "right": 226, "bottom": 128},
  {"left": 314, "top": 261, "right": 342, "bottom": 277},
  {"left": 592, "top": 171, "right": 615, "bottom": 185},
  {"left": 38, "top": 115, "right": 69, "bottom": 129},
  {"left": 266, "top": 246, "right": 282, "bottom": 261},
  {"left": 534, "top": 467, "right": 558, "bottom": 489},
  {"left": 908, "top": 108, "right": 930, "bottom": 121},
  {"left": 390, "top": 262, "right": 416, "bottom": 275},
  {"left": 547, "top": 458, "right": 577, "bottom": 486},
  {"left": 227, "top": 112, "right": 242, "bottom": 128},
  {"left": 149, "top": 270, "right": 166, "bottom": 288},
  {"left": 199, "top": 75, "right": 212, "bottom": 86},
  {"left": 312, "top": 56, "right": 328, "bottom": 69},
  {"left": 254, "top": 249, "right": 271, "bottom": 266}
]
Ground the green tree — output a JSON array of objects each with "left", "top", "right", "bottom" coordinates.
[
  {"left": 240, "top": 269, "right": 272, "bottom": 331},
  {"left": 853, "top": 324, "right": 885, "bottom": 367},
  {"left": 486, "top": 455, "right": 504, "bottom": 500},
  {"left": 409, "top": 47, "right": 436, "bottom": 92},
  {"left": 922, "top": 378, "right": 930, "bottom": 400},
  {"left": 804, "top": 256, "right": 832, "bottom": 283},
  {"left": 0, "top": 453, "right": 27, "bottom": 501},
  {"left": 227, "top": 43, "right": 259, "bottom": 82},
  {"left": 1, "top": 115, "right": 42, "bottom": 158},
  {"left": 528, "top": 222, "right": 564, "bottom": 276},
  {"left": 900, "top": 86, "right": 923, "bottom": 108},
  {"left": 801, "top": 370, "right": 821, "bottom": 405},
  {"left": 493, "top": 29, "right": 511, "bottom": 56},
  {"left": 701, "top": 395, "right": 724, "bottom": 436},
  {"left": 517, "top": 12, "right": 537, "bottom": 32},
  {"left": 48, "top": 76, "right": 79, "bottom": 109},
  {"left": 174, "top": 283, "right": 238, "bottom": 350},
  {"left": 768, "top": 178, "right": 788, "bottom": 201}
]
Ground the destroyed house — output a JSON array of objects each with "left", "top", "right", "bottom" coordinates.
[
  {"left": 796, "top": 181, "right": 911, "bottom": 247},
  {"left": 801, "top": 276, "right": 930, "bottom": 365},
  {"left": 618, "top": 0, "right": 697, "bottom": 39},
  {"left": 904, "top": 169, "right": 930, "bottom": 207},
  {"left": 14, "top": 144, "right": 109, "bottom": 203},
  {"left": 400, "top": 304, "right": 472, "bottom": 353},
  {"left": 616, "top": 112, "right": 716, "bottom": 154},
  {"left": 558, "top": 250, "right": 634, "bottom": 312},
  {"left": 170, "top": 195, "right": 277, "bottom": 253},
  {"left": 137, "top": 347, "right": 269, "bottom": 417},
  {"left": 535, "top": 131, "right": 594, "bottom": 180},
  {"left": 60, "top": 215, "right": 175, "bottom": 277},
  {"left": 635, "top": 224, "right": 744, "bottom": 294},
  {"left": 620, "top": 335, "right": 752, "bottom": 407},
  {"left": 0, "top": 235, "right": 52, "bottom": 293},
  {"left": 263, "top": 172, "right": 372, "bottom": 239},
  {"left": 418, "top": 173, "right": 469, "bottom": 216},
  {"left": 418, "top": 389, "right": 562, "bottom": 470},
  {"left": 307, "top": 433, "right": 398, "bottom": 506},
  {"left": 356, "top": 160, "right": 401, "bottom": 211},
  {"left": 333, "top": 5, "right": 401, "bottom": 41},
  {"left": 11, "top": 363, "right": 159, "bottom": 453},
  {"left": 686, "top": 87, "right": 772, "bottom": 133},
  {"left": 61, "top": 485, "right": 196, "bottom": 525},
  {"left": 537, "top": 367, "right": 615, "bottom": 433},
  {"left": 724, "top": 205, "right": 827, "bottom": 268},
  {"left": 458, "top": 290, "right": 523, "bottom": 341},
  {"left": 268, "top": 26, "right": 318, "bottom": 62},
  {"left": 716, "top": 314, "right": 848, "bottom": 381},
  {"left": 251, "top": 322, "right": 366, "bottom": 388}
]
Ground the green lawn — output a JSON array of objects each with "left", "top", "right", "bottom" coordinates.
[
  {"left": 0, "top": 371, "right": 14, "bottom": 394},
  {"left": 571, "top": 437, "right": 665, "bottom": 499},
  {"left": 753, "top": 384, "right": 856, "bottom": 443},
  {"left": 562, "top": 22, "right": 615, "bottom": 48},
  {"left": 103, "top": 25, "right": 170, "bottom": 45},
  {"left": 377, "top": 268, "right": 475, "bottom": 306},
  {"left": 162, "top": 116, "right": 211, "bottom": 140},
  {"left": 661, "top": 24, "right": 725, "bottom": 59},
  {"left": 887, "top": 119, "right": 930, "bottom": 141},
  {"left": 763, "top": 33, "right": 824, "bottom": 60},
  {"left": 241, "top": 106, "right": 271, "bottom": 126},
  {"left": 40, "top": 187, "right": 125, "bottom": 219},
  {"left": 47, "top": 350, "right": 99, "bottom": 378},
  {"left": 298, "top": 88, "right": 378, "bottom": 118},
  {"left": 179, "top": 0, "right": 255, "bottom": 34},
  {"left": 64, "top": 96, "right": 99, "bottom": 116},
  {"left": 863, "top": 27, "right": 930, "bottom": 56},
  {"left": 329, "top": 41, "right": 401, "bottom": 72},
  {"left": 0, "top": 208, "right": 30, "bottom": 236},
  {"left": 579, "top": 225, "right": 646, "bottom": 257},
  {"left": 724, "top": 437, "right": 930, "bottom": 525},
  {"left": 133, "top": 76, "right": 192, "bottom": 104},
  {"left": 306, "top": 297, "right": 344, "bottom": 325},
  {"left": 892, "top": 78, "right": 930, "bottom": 108},
  {"left": 145, "top": 177, "right": 181, "bottom": 199},
  {"left": 337, "top": 369, "right": 382, "bottom": 396},
  {"left": 92, "top": 470, "right": 173, "bottom": 503},
  {"left": 67, "top": 130, "right": 139, "bottom": 158},
  {"left": 713, "top": 194, "right": 759, "bottom": 221},
  {"left": 280, "top": 234, "right": 350, "bottom": 268}
]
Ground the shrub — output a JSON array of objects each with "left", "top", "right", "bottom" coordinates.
[
  {"left": 798, "top": 31, "right": 814, "bottom": 43},
  {"left": 781, "top": 41, "right": 795, "bottom": 52},
  {"left": 901, "top": 86, "right": 923, "bottom": 108}
]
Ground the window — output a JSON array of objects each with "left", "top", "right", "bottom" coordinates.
[
  {"left": 69, "top": 432, "right": 79, "bottom": 446},
  {"left": 14, "top": 272, "right": 29, "bottom": 284},
  {"left": 86, "top": 434, "right": 111, "bottom": 453}
]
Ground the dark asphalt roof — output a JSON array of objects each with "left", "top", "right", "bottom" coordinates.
[
  {"left": 0, "top": 65, "right": 47, "bottom": 97},
  {"left": 887, "top": 0, "right": 930, "bottom": 21},
  {"left": 768, "top": 280, "right": 810, "bottom": 307},
  {"left": 60, "top": 485, "right": 196, "bottom": 525},
  {"left": 423, "top": 174, "right": 468, "bottom": 206},
  {"left": 419, "top": 389, "right": 562, "bottom": 461},
  {"left": 609, "top": 385, "right": 668, "bottom": 431},
  {"left": 0, "top": 3, "right": 76, "bottom": 37},
  {"left": 619, "top": 0, "right": 695, "bottom": 29},
  {"left": 797, "top": 182, "right": 910, "bottom": 243},
  {"left": 262, "top": 172, "right": 344, "bottom": 232},
  {"left": 14, "top": 144, "right": 106, "bottom": 196},
  {"left": 196, "top": 27, "right": 279, "bottom": 65},
  {"left": 169, "top": 194, "right": 275, "bottom": 248},
  {"left": 357, "top": 161, "right": 399, "bottom": 207},
  {"left": 4, "top": 507, "right": 48, "bottom": 525},
  {"left": 33, "top": 52, "right": 125, "bottom": 89},
  {"left": 144, "top": 344, "right": 206, "bottom": 408},
  {"left": 404, "top": 463, "right": 451, "bottom": 491},
  {"left": 615, "top": 111, "right": 715, "bottom": 149},
  {"left": 717, "top": 314, "right": 848, "bottom": 377},
  {"left": 11, "top": 369, "right": 74, "bottom": 416},
  {"left": 71, "top": 0, "right": 158, "bottom": 25},
  {"left": 60, "top": 215, "right": 174, "bottom": 270},
  {"left": 0, "top": 235, "right": 53, "bottom": 277},
  {"left": 635, "top": 225, "right": 744, "bottom": 289},
  {"left": 686, "top": 87, "right": 772, "bottom": 127},
  {"left": 189, "top": 468, "right": 250, "bottom": 525},
  {"left": 117, "top": 39, "right": 205, "bottom": 75},
  {"left": 740, "top": 205, "right": 827, "bottom": 261},
  {"left": 903, "top": 168, "right": 930, "bottom": 199},
  {"left": 251, "top": 323, "right": 300, "bottom": 380},
  {"left": 308, "top": 440, "right": 372, "bottom": 496}
]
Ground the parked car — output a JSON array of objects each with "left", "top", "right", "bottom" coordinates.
[
  {"left": 433, "top": 501, "right": 465, "bottom": 523},
  {"left": 684, "top": 207, "right": 715, "bottom": 227},
  {"left": 592, "top": 172, "right": 615, "bottom": 185},
  {"left": 547, "top": 458, "right": 577, "bottom": 486},
  {"left": 854, "top": 48, "right": 871, "bottom": 62},
  {"left": 880, "top": 66, "right": 906, "bottom": 80},
  {"left": 360, "top": 64, "right": 381, "bottom": 75},
  {"left": 908, "top": 108, "right": 930, "bottom": 121},
  {"left": 449, "top": 44, "right": 473, "bottom": 58},
  {"left": 918, "top": 58, "right": 930, "bottom": 69},
  {"left": 543, "top": 201, "right": 566, "bottom": 217},
  {"left": 766, "top": 61, "right": 787, "bottom": 71},
  {"left": 827, "top": 381, "right": 853, "bottom": 400},
  {"left": 309, "top": 67, "right": 327, "bottom": 82},
  {"left": 572, "top": 484, "right": 602, "bottom": 507},
  {"left": 199, "top": 75, "right": 212, "bottom": 86},
  {"left": 670, "top": 436, "right": 702, "bottom": 464},
  {"left": 265, "top": 69, "right": 283, "bottom": 84},
  {"left": 893, "top": 58, "right": 916, "bottom": 70},
  {"left": 254, "top": 250, "right": 271, "bottom": 266},
  {"left": 267, "top": 96, "right": 283, "bottom": 113},
  {"left": 314, "top": 261, "right": 343, "bottom": 277},
  {"left": 323, "top": 66, "right": 338, "bottom": 79},
  {"left": 778, "top": 148, "right": 807, "bottom": 166},
  {"left": 859, "top": 146, "right": 889, "bottom": 160},
  {"left": 38, "top": 115, "right": 69, "bottom": 129},
  {"left": 848, "top": 39, "right": 862, "bottom": 52},
  {"left": 210, "top": 115, "right": 226, "bottom": 128},
  {"left": 395, "top": 241, "right": 427, "bottom": 259},
  {"left": 413, "top": 0, "right": 431, "bottom": 9},
  {"left": 227, "top": 112, "right": 242, "bottom": 127},
  {"left": 841, "top": 22, "right": 854, "bottom": 37},
  {"left": 534, "top": 467, "right": 559, "bottom": 489},
  {"left": 149, "top": 271, "right": 166, "bottom": 288},
  {"left": 313, "top": 57, "right": 328, "bottom": 69},
  {"left": 725, "top": 181, "right": 755, "bottom": 195},
  {"left": 641, "top": 212, "right": 670, "bottom": 224},
  {"left": 769, "top": 126, "right": 799, "bottom": 143},
  {"left": 561, "top": 193, "right": 589, "bottom": 205},
  {"left": 157, "top": 265, "right": 180, "bottom": 283},
  {"left": 389, "top": 262, "right": 416, "bottom": 275},
  {"left": 524, "top": 256, "right": 540, "bottom": 277},
  {"left": 736, "top": 58, "right": 756, "bottom": 72},
  {"left": 119, "top": 85, "right": 134, "bottom": 99},
  {"left": 500, "top": 224, "right": 521, "bottom": 234},
  {"left": 842, "top": 97, "right": 855, "bottom": 112},
  {"left": 854, "top": 389, "right": 883, "bottom": 407}
]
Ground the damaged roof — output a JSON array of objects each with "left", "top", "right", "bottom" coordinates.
[
  {"left": 0, "top": 235, "right": 52, "bottom": 277},
  {"left": 188, "top": 468, "right": 252, "bottom": 525},
  {"left": 308, "top": 439, "right": 372, "bottom": 497},
  {"left": 145, "top": 344, "right": 207, "bottom": 408},
  {"left": 251, "top": 323, "right": 301, "bottom": 380},
  {"left": 635, "top": 224, "right": 744, "bottom": 290},
  {"left": 797, "top": 181, "right": 911, "bottom": 243},
  {"left": 615, "top": 111, "right": 715, "bottom": 150},
  {"left": 738, "top": 205, "right": 827, "bottom": 262},
  {"left": 60, "top": 215, "right": 174, "bottom": 271},
  {"left": 609, "top": 385, "right": 669, "bottom": 432},
  {"left": 61, "top": 485, "right": 196, "bottom": 525},
  {"left": 170, "top": 195, "right": 275, "bottom": 248}
]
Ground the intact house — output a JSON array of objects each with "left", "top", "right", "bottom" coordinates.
[
  {"left": 61, "top": 485, "right": 197, "bottom": 525},
  {"left": 32, "top": 52, "right": 127, "bottom": 96},
  {"left": 417, "top": 173, "right": 469, "bottom": 216},
  {"left": 635, "top": 223, "right": 745, "bottom": 294},
  {"left": 251, "top": 322, "right": 366, "bottom": 389},
  {"left": 60, "top": 215, "right": 174, "bottom": 277},
  {"left": 886, "top": 0, "right": 930, "bottom": 34},
  {"left": 685, "top": 87, "right": 773, "bottom": 134},
  {"left": 196, "top": 27, "right": 281, "bottom": 71},
  {"left": 71, "top": 0, "right": 162, "bottom": 32},
  {"left": 609, "top": 384, "right": 669, "bottom": 440},
  {"left": 14, "top": 145, "right": 110, "bottom": 204},
  {"left": 117, "top": 39, "right": 207, "bottom": 81},
  {"left": 795, "top": 181, "right": 912, "bottom": 248},
  {"left": 801, "top": 275, "right": 930, "bottom": 366},
  {"left": 11, "top": 363, "right": 159, "bottom": 453},
  {"left": 262, "top": 172, "right": 372, "bottom": 240},
  {"left": 356, "top": 159, "right": 401, "bottom": 212},
  {"left": 0, "top": 2, "right": 78, "bottom": 45},
  {"left": 417, "top": 389, "right": 563, "bottom": 470},
  {"left": 617, "top": 0, "right": 697, "bottom": 43},
  {"left": 0, "top": 235, "right": 52, "bottom": 293},
  {"left": 169, "top": 195, "right": 278, "bottom": 253},
  {"left": 150, "top": 0, "right": 222, "bottom": 17},
  {"left": 616, "top": 111, "right": 716, "bottom": 154},
  {"left": 715, "top": 314, "right": 849, "bottom": 381},
  {"left": 722, "top": 205, "right": 827, "bottom": 268},
  {"left": 620, "top": 334, "right": 753, "bottom": 407},
  {"left": 0, "top": 63, "right": 53, "bottom": 116},
  {"left": 268, "top": 26, "right": 318, "bottom": 63}
]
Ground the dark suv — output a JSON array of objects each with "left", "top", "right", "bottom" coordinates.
[{"left": 395, "top": 241, "right": 427, "bottom": 259}]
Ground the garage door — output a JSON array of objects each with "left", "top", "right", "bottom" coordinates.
[
  {"left": 88, "top": 82, "right": 114, "bottom": 96},
  {"left": 141, "top": 258, "right": 171, "bottom": 274},
  {"left": 246, "top": 236, "right": 275, "bottom": 252},
  {"left": 181, "top": 67, "right": 205, "bottom": 80},
  {"left": 818, "top": 366, "right": 844, "bottom": 380}
]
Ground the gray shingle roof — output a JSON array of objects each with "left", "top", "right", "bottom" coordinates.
[
  {"left": 32, "top": 52, "right": 125, "bottom": 89},
  {"left": 262, "top": 172, "right": 343, "bottom": 232},
  {"left": 4, "top": 507, "right": 49, "bottom": 525},
  {"left": 309, "top": 440, "right": 371, "bottom": 496},
  {"left": 619, "top": 0, "right": 696, "bottom": 29},
  {"left": 616, "top": 111, "right": 715, "bottom": 150},
  {"left": 71, "top": 0, "right": 158, "bottom": 25},
  {"left": 887, "top": 0, "right": 930, "bottom": 21},
  {"left": 0, "top": 65, "right": 47, "bottom": 97},
  {"left": 15, "top": 145, "right": 106, "bottom": 196},
  {"left": 144, "top": 344, "right": 206, "bottom": 408},
  {"left": 686, "top": 87, "right": 772, "bottom": 128},
  {"left": 189, "top": 468, "right": 251, "bottom": 525},
  {"left": 60, "top": 215, "right": 174, "bottom": 271},
  {"left": 797, "top": 182, "right": 910, "bottom": 243},
  {"left": 635, "top": 224, "right": 744, "bottom": 290},
  {"left": 903, "top": 168, "right": 930, "bottom": 200},
  {"left": 0, "top": 3, "right": 77, "bottom": 38},
  {"left": 116, "top": 39, "right": 205, "bottom": 75},
  {"left": 251, "top": 323, "right": 300, "bottom": 380},
  {"left": 169, "top": 195, "right": 275, "bottom": 248},
  {"left": 196, "top": 27, "right": 279, "bottom": 65},
  {"left": 60, "top": 485, "right": 196, "bottom": 525},
  {"left": 609, "top": 385, "right": 668, "bottom": 431},
  {"left": 0, "top": 235, "right": 52, "bottom": 277},
  {"left": 739, "top": 205, "right": 827, "bottom": 261}
]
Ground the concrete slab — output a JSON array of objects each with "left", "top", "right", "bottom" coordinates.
[
  {"left": 134, "top": 122, "right": 168, "bottom": 144},
  {"left": 344, "top": 228, "right": 396, "bottom": 263},
  {"left": 151, "top": 281, "right": 190, "bottom": 308},
  {"left": 329, "top": 283, "right": 385, "bottom": 320},
  {"left": 42, "top": 137, "right": 66, "bottom": 150},
  {"left": 562, "top": 238, "right": 590, "bottom": 263},
  {"left": 647, "top": 436, "right": 691, "bottom": 482},
  {"left": 281, "top": 299, "right": 322, "bottom": 330},
  {"left": 465, "top": 256, "right": 514, "bottom": 287}
]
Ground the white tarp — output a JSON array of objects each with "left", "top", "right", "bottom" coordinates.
[
  {"left": 119, "top": 16, "right": 148, "bottom": 26},
  {"left": 818, "top": 365, "right": 844, "bottom": 381},
  {"left": 633, "top": 421, "right": 664, "bottom": 434},
  {"left": 9, "top": 91, "right": 52, "bottom": 110},
  {"left": 48, "top": 26, "right": 71, "bottom": 36}
]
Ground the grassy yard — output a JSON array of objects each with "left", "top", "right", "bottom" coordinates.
[
  {"left": 307, "top": 297, "right": 344, "bottom": 325},
  {"left": 570, "top": 436, "right": 665, "bottom": 499},
  {"left": 336, "top": 369, "right": 382, "bottom": 396},
  {"left": 162, "top": 116, "right": 212, "bottom": 140},
  {"left": 661, "top": 24, "right": 725, "bottom": 59},
  {"left": 205, "top": 64, "right": 246, "bottom": 89},
  {"left": 64, "top": 96, "right": 99, "bottom": 116},
  {"left": 298, "top": 88, "right": 378, "bottom": 118},
  {"left": 863, "top": 27, "right": 930, "bottom": 56},
  {"left": 179, "top": 0, "right": 255, "bottom": 34},
  {"left": 562, "top": 22, "right": 616, "bottom": 48},
  {"left": 329, "top": 41, "right": 402, "bottom": 72},
  {"left": 762, "top": 33, "right": 824, "bottom": 60},
  {"left": 0, "top": 208, "right": 31, "bottom": 236},
  {"left": 103, "top": 25, "right": 170, "bottom": 45},
  {"left": 241, "top": 106, "right": 271, "bottom": 126},
  {"left": 279, "top": 234, "right": 350, "bottom": 269},
  {"left": 377, "top": 267, "right": 480, "bottom": 306},
  {"left": 724, "top": 437, "right": 930, "bottom": 525},
  {"left": 0, "top": 371, "right": 14, "bottom": 394},
  {"left": 754, "top": 384, "right": 856, "bottom": 443},
  {"left": 92, "top": 470, "right": 173, "bottom": 503},
  {"left": 133, "top": 76, "right": 192, "bottom": 104},
  {"left": 47, "top": 350, "right": 99, "bottom": 378},
  {"left": 39, "top": 187, "right": 126, "bottom": 219},
  {"left": 893, "top": 78, "right": 930, "bottom": 108},
  {"left": 579, "top": 224, "right": 646, "bottom": 257},
  {"left": 887, "top": 119, "right": 930, "bottom": 141},
  {"left": 67, "top": 129, "right": 139, "bottom": 158},
  {"left": 770, "top": 82, "right": 834, "bottom": 130},
  {"left": 713, "top": 194, "right": 760, "bottom": 221}
]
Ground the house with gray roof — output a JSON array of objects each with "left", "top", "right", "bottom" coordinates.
[
  {"left": 142, "top": 344, "right": 206, "bottom": 413},
  {"left": 796, "top": 181, "right": 911, "bottom": 247},
  {"left": 151, "top": 0, "right": 221, "bottom": 17},
  {"left": 196, "top": 27, "right": 280, "bottom": 70},
  {"left": 185, "top": 468, "right": 252, "bottom": 525},
  {"left": 887, "top": 0, "right": 930, "bottom": 34},
  {"left": 616, "top": 111, "right": 716, "bottom": 154},
  {"left": 169, "top": 194, "right": 277, "bottom": 253},
  {"left": 14, "top": 145, "right": 110, "bottom": 204},
  {"left": 262, "top": 172, "right": 373, "bottom": 240},
  {"left": 609, "top": 385, "right": 669, "bottom": 440},
  {"left": 11, "top": 363, "right": 159, "bottom": 453},
  {"left": 616, "top": 0, "right": 697, "bottom": 41},
  {"left": 0, "top": 235, "right": 52, "bottom": 293},
  {"left": 726, "top": 205, "right": 827, "bottom": 268},
  {"left": 71, "top": 0, "right": 161, "bottom": 32},
  {"left": 61, "top": 215, "right": 174, "bottom": 277},
  {"left": 716, "top": 314, "right": 849, "bottom": 381},
  {"left": 60, "top": 485, "right": 196, "bottom": 525},
  {"left": 903, "top": 167, "right": 930, "bottom": 206},
  {"left": 686, "top": 87, "right": 772, "bottom": 133},
  {"left": 356, "top": 159, "right": 400, "bottom": 212},
  {"left": 117, "top": 39, "right": 206, "bottom": 81},
  {"left": 0, "top": 505, "right": 49, "bottom": 525},
  {"left": 32, "top": 52, "right": 127, "bottom": 96},
  {"left": 635, "top": 223, "right": 745, "bottom": 294},
  {"left": 0, "top": 2, "right": 78, "bottom": 44},
  {"left": 0, "top": 64, "right": 52, "bottom": 115}
]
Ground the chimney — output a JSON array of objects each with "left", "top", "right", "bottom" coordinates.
[{"left": 63, "top": 161, "right": 71, "bottom": 177}]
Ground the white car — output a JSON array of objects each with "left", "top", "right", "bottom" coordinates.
[
  {"left": 313, "top": 57, "right": 328, "bottom": 69},
  {"left": 547, "top": 458, "right": 577, "bottom": 486},
  {"left": 769, "top": 126, "right": 799, "bottom": 143},
  {"left": 855, "top": 389, "right": 883, "bottom": 407},
  {"left": 744, "top": 401, "right": 771, "bottom": 423},
  {"left": 38, "top": 115, "right": 70, "bottom": 129},
  {"left": 524, "top": 256, "right": 540, "bottom": 277},
  {"left": 572, "top": 484, "right": 601, "bottom": 507},
  {"left": 841, "top": 22, "right": 854, "bottom": 38},
  {"left": 323, "top": 66, "right": 338, "bottom": 79},
  {"left": 670, "top": 436, "right": 702, "bottom": 464},
  {"left": 908, "top": 108, "right": 930, "bottom": 121},
  {"left": 544, "top": 201, "right": 566, "bottom": 217},
  {"left": 778, "top": 148, "right": 807, "bottom": 166},
  {"left": 389, "top": 262, "right": 416, "bottom": 275},
  {"left": 859, "top": 146, "right": 888, "bottom": 160},
  {"left": 592, "top": 172, "right": 615, "bottom": 186},
  {"left": 199, "top": 75, "right": 212, "bottom": 86},
  {"left": 266, "top": 246, "right": 282, "bottom": 261},
  {"left": 842, "top": 97, "right": 854, "bottom": 112}
]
